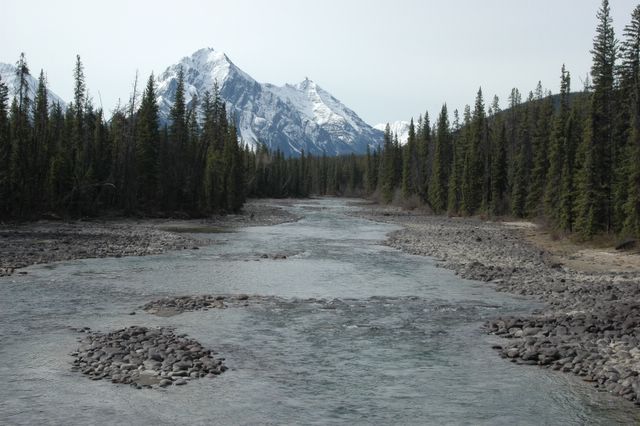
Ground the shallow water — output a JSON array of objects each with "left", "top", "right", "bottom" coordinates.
[{"left": 1, "top": 198, "right": 638, "bottom": 425}]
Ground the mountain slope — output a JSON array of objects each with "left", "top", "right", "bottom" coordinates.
[
  {"left": 155, "top": 48, "right": 382, "bottom": 156},
  {"left": 0, "top": 63, "right": 66, "bottom": 107},
  {"left": 374, "top": 121, "right": 411, "bottom": 145}
]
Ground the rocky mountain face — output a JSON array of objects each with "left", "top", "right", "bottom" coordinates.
[
  {"left": 374, "top": 121, "right": 411, "bottom": 145},
  {"left": 0, "top": 62, "right": 66, "bottom": 108},
  {"left": 155, "top": 48, "right": 382, "bottom": 156},
  {"left": 2, "top": 49, "right": 383, "bottom": 157}
]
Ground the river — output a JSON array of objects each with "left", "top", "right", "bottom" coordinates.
[{"left": 0, "top": 198, "right": 638, "bottom": 425}]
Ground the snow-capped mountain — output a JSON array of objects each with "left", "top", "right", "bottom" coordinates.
[
  {"left": 155, "top": 48, "right": 382, "bottom": 156},
  {"left": 374, "top": 121, "right": 411, "bottom": 145},
  {"left": 0, "top": 62, "right": 66, "bottom": 107}
]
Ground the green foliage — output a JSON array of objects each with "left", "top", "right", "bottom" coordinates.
[
  {"left": 461, "top": 88, "right": 486, "bottom": 215},
  {"left": 380, "top": 124, "right": 396, "bottom": 203},
  {"left": 429, "top": 105, "right": 450, "bottom": 213}
]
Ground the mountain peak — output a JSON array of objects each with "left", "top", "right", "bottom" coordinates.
[{"left": 154, "top": 48, "right": 382, "bottom": 156}]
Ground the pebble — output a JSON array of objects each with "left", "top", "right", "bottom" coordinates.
[{"left": 70, "top": 326, "right": 225, "bottom": 389}]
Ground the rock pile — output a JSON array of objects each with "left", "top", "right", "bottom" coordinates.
[
  {"left": 489, "top": 304, "right": 640, "bottom": 404},
  {"left": 142, "top": 294, "right": 253, "bottom": 316},
  {"left": 71, "top": 326, "right": 226, "bottom": 388},
  {"left": 0, "top": 223, "right": 200, "bottom": 277}
]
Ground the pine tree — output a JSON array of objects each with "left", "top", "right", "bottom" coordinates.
[
  {"left": 418, "top": 112, "right": 431, "bottom": 200},
  {"left": 576, "top": 0, "right": 617, "bottom": 236},
  {"left": 489, "top": 96, "right": 507, "bottom": 216},
  {"left": 168, "top": 66, "right": 187, "bottom": 209},
  {"left": 10, "top": 53, "right": 32, "bottom": 215},
  {"left": 0, "top": 75, "right": 9, "bottom": 215},
  {"left": 380, "top": 124, "right": 396, "bottom": 203},
  {"left": 622, "top": 5, "right": 640, "bottom": 236},
  {"left": 461, "top": 88, "right": 486, "bottom": 215},
  {"left": 511, "top": 92, "right": 535, "bottom": 217},
  {"left": 223, "top": 123, "right": 244, "bottom": 212},
  {"left": 451, "top": 108, "right": 470, "bottom": 214},
  {"left": 401, "top": 119, "right": 417, "bottom": 198},
  {"left": 32, "top": 70, "right": 49, "bottom": 210},
  {"left": 429, "top": 104, "right": 450, "bottom": 212},
  {"left": 545, "top": 66, "right": 571, "bottom": 225},
  {"left": 526, "top": 85, "right": 553, "bottom": 216},
  {"left": 136, "top": 74, "right": 160, "bottom": 206}
]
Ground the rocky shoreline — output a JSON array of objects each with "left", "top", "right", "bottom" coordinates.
[
  {"left": 71, "top": 326, "right": 227, "bottom": 388},
  {"left": 0, "top": 199, "right": 299, "bottom": 277},
  {"left": 351, "top": 202, "right": 640, "bottom": 405}
]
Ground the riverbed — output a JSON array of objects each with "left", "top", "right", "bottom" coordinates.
[{"left": 0, "top": 198, "right": 637, "bottom": 425}]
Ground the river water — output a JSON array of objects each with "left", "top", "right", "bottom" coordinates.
[{"left": 0, "top": 198, "right": 638, "bottom": 425}]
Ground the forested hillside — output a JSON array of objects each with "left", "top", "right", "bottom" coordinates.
[
  {"left": 374, "top": 0, "right": 640, "bottom": 240},
  {"left": 257, "top": 0, "right": 640, "bottom": 241},
  {"left": 1, "top": 0, "right": 638, "bottom": 241}
]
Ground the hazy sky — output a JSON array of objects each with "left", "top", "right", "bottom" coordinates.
[{"left": 2, "top": 0, "right": 638, "bottom": 125}]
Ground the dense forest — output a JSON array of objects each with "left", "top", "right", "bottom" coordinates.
[
  {"left": 0, "top": 51, "right": 369, "bottom": 218},
  {"left": 261, "top": 0, "right": 640, "bottom": 241},
  {"left": 383, "top": 0, "right": 640, "bottom": 240},
  {"left": 1, "top": 0, "right": 638, "bottom": 241}
]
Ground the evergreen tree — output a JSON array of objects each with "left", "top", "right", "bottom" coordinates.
[
  {"left": 489, "top": 96, "right": 507, "bottom": 216},
  {"left": 401, "top": 119, "right": 417, "bottom": 198},
  {"left": 545, "top": 66, "right": 571, "bottom": 224},
  {"left": 136, "top": 74, "right": 160, "bottom": 206},
  {"left": 32, "top": 70, "right": 49, "bottom": 211},
  {"left": 447, "top": 109, "right": 463, "bottom": 213},
  {"left": 380, "top": 124, "right": 396, "bottom": 203},
  {"left": 429, "top": 104, "right": 450, "bottom": 212},
  {"left": 418, "top": 111, "right": 431, "bottom": 200},
  {"left": 461, "top": 88, "right": 486, "bottom": 215},
  {"left": 622, "top": 5, "right": 640, "bottom": 236},
  {"left": 0, "top": 75, "right": 9, "bottom": 215},
  {"left": 575, "top": 0, "right": 617, "bottom": 236},
  {"left": 10, "top": 53, "right": 32, "bottom": 215},
  {"left": 526, "top": 85, "right": 553, "bottom": 216},
  {"left": 168, "top": 66, "right": 187, "bottom": 209}
]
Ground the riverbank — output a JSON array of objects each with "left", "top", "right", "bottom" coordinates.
[
  {"left": 351, "top": 200, "right": 640, "bottom": 405},
  {"left": 0, "top": 199, "right": 299, "bottom": 277}
]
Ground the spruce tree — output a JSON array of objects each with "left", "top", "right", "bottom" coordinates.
[
  {"left": 526, "top": 86, "right": 553, "bottom": 216},
  {"left": 461, "top": 89, "right": 486, "bottom": 215},
  {"left": 136, "top": 74, "right": 160, "bottom": 207},
  {"left": 489, "top": 97, "right": 507, "bottom": 216},
  {"left": 622, "top": 5, "right": 640, "bottom": 236},
  {"left": 168, "top": 66, "right": 187, "bottom": 209},
  {"left": 0, "top": 75, "right": 9, "bottom": 215},
  {"left": 576, "top": 0, "right": 617, "bottom": 236},
  {"left": 429, "top": 104, "right": 450, "bottom": 213},
  {"left": 10, "top": 53, "right": 32, "bottom": 215},
  {"left": 380, "top": 124, "right": 396, "bottom": 203},
  {"left": 545, "top": 66, "right": 571, "bottom": 224},
  {"left": 32, "top": 70, "right": 50, "bottom": 210},
  {"left": 418, "top": 112, "right": 431, "bottom": 201}
]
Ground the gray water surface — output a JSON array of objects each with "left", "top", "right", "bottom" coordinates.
[{"left": 1, "top": 198, "right": 638, "bottom": 425}]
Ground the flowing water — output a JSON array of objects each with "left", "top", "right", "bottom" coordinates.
[{"left": 0, "top": 198, "right": 638, "bottom": 425}]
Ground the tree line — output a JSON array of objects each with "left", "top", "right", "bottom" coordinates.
[
  {"left": 0, "top": 54, "right": 252, "bottom": 218},
  {"left": 0, "top": 46, "right": 384, "bottom": 219},
  {"left": 1, "top": 0, "right": 638, "bottom": 241},
  {"left": 378, "top": 0, "right": 640, "bottom": 240},
  {"left": 267, "top": 0, "right": 640, "bottom": 240}
]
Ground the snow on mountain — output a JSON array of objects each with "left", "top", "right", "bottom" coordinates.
[
  {"left": 155, "top": 48, "right": 382, "bottom": 156},
  {"left": 374, "top": 121, "right": 411, "bottom": 145},
  {"left": 0, "top": 62, "right": 66, "bottom": 108}
]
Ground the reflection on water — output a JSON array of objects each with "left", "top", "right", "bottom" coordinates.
[{"left": 0, "top": 198, "right": 637, "bottom": 425}]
